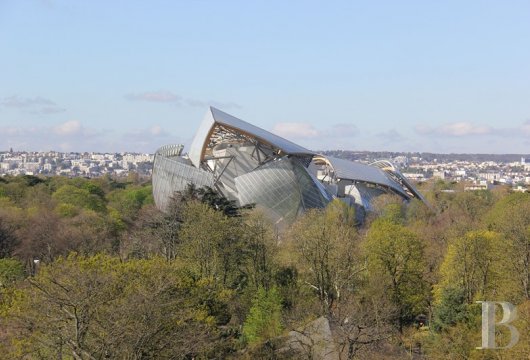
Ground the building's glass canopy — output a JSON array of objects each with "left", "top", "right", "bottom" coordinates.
[{"left": 153, "top": 107, "right": 426, "bottom": 226}]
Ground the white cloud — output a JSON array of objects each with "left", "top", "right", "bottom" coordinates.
[
  {"left": 1, "top": 96, "right": 55, "bottom": 108},
  {"left": 271, "top": 121, "right": 360, "bottom": 142},
  {"left": 38, "top": 106, "right": 66, "bottom": 114},
  {"left": 272, "top": 122, "right": 319, "bottom": 139},
  {"left": 54, "top": 120, "right": 82, "bottom": 135},
  {"left": 1, "top": 121, "right": 105, "bottom": 152},
  {"left": 522, "top": 120, "right": 530, "bottom": 136},
  {"left": 1, "top": 95, "right": 65, "bottom": 114},
  {"left": 149, "top": 125, "right": 163, "bottom": 136},
  {"left": 120, "top": 125, "right": 179, "bottom": 153},
  {"left": 439, "top": 122, "right": 491, "bottom": 136},
  {"left": 0, "top": 127, "right": 39, "bottom": 137},
  {"left": 125, "top": 90, "right": 241, "bottom": 109},
  {"left": 0, "top": 120, "right": 178, "bottom": 153},
  {"left": 416, "top": 121, "right": 491, "bottom": 136},
  {"left": 376, "top": 129, "right": 406, "bottom": 142},
  {"left": 416, "top": 120, "right": 530, "bottom": 140},
  {"left": 126, "top": 125, "right": 170, "bottom": 139}
]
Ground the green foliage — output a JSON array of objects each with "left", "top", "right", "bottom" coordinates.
[
  {"left": 241, "top": 211, "right": 277, "bottom": 290},
  {"left": 436, "top": 230, "right": 507, "bottom": 303},
  {"left": 0, "top": 217, "right": 18, "bottom": 258},
  {"left": 179, "top": 201, "right": 241, "bottom": 285},
  {"left": 274, "top": 265, "right": 298, "bottom": 310},
  {"left": 1, "top": 176, "right": 529, "bottom": 358},
  {"left": 81, "top": 181, "right": 106, "bottom": 199},
  {"left": 454, "top": 190, "right": 494, "bottom": 216},
  {"left": 364, "top": 218, "right": 428, "bottom": 331},
  {"left": 197, "top": 186, "right": 250, "bottom": 217},
  {"left": 21, "top": 175, "right": 46, "bottom": 187},
  {"left": 107, "top": 207, "right": 126, "bottom": 233},
  {"left": 1, "top": 254, "right": 237, "bottom": 359},
  {"left": 422, "top": 312, "right": 483, "bottom": 360},
  {"left": 288, "top": 201, "right": 360, "bottom": 313},
  {"left": 55, "top": 202, "right": 79, "bottom": 217},
  {"left": 433, "top": 179, "right": 454, "bottom": 191},
  {"left": 243, "top": 286, "right": 283, "bottom": 345},
  {"left": 172, "top": 184, "right": 249, "bottom": 218},
  {"left": 107, "top": 185, "right": 153, "bottom": 221},
  {"left": 485, "top": 192, "right": 530, "bottom": 300},
  {"left": 370, "top": 194, "right": 406, "bottom": 223},
  {"left": 52, "top": 184, "right": 107, "bottom": 213},
  {"left": 432, "top": 287, "right": 469, "bottom": 331},
  {"left": 0, "top": 182, "right": 26, "bottom": 205},
  {"left": 380, "top": 202, "right": 406, "bottom": 224},
  {"left": 0, "top": 258, "right": 24, "bottom": 287},
  {"left": 0, "top": 177, "right": 154, "bottom": 266}
]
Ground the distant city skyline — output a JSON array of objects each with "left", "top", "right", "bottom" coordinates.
[
  {"left": 2, "top": 149, "right": 529, "bottom": 191},
  {"left": 1, "top": 0, "right": 529, "bottom": 154}
]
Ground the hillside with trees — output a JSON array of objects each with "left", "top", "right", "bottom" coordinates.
[{"left": 0, "top": 175, "right": 528, "bottom": 359}]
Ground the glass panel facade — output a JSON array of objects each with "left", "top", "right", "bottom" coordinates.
[
  {"left": 292, "top": 159, "right": 332, "bottom": 209},
  {"left": 152, "top": 152, "right": 214, "bottom": 211},
  {"left": 152, "top": 108, "right": 426, "bottom": 224},
  {"left": 235, "top": 157, "right": 331, "bottom": 226},
  {"left": 235, "top": 158, "right": 301, "bottom": 224}
]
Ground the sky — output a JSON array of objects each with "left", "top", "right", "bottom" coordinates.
[{"left": 1, "top": 0, "right": 529, "bottom": 154}]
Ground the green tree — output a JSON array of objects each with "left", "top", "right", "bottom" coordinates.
[
  {"left": 1, "top": 254, "right": 237, "bottom": 359},
  {"left": 0, "top": 217, "right": 17, "bottom": 259},
  {"left": 15, "top": 207, "right": 62, "bottom": 265},
  {"left": 0, "top": 258, "right": 24, "bottom": 288},
  {"left": 52, "top": 185, "right": 106, "bottom": 213},
  {"left": 124, "top": 185, "right": 244, "bottom": 262},
  {"left": 82, "top": 181, "right": 106, "bottom": 199},
  {"left": 288, "top": 200, "right": 361, "bottom": 313},
  {"left": 179, "top": 201, "right": 241, "bottom": 285},
  {"left": 123, "top": 204, "right": 180, "bottom": 260},
  {"left": 0, "top": 182, "right": 26, "bottom": 205},
  {"left": 435, "top": 230, "right": 507, "bottom": 304},
  {"left": 196, "top": 186, "right": 245, "bottom": 217},
  {"left": 431, "top": 287, "right": 469, "bottom": 331},
  {"left": 243, "top": 286, "right": 283, "bottom": 345},
  {"left": 59, "top": 209, "right": 119, "bottom": 254},
  {"left": 107, "top": 185, "right": 153, "bottom": 222},
  {"left": 364, "top": 218, "right": 428, "bottom": 332},
  {"left": 486, "top": 192, "right": 530, "bottom": 300},
  {"left": 241, "top": 211, "right": 277, "bottom": 290}
]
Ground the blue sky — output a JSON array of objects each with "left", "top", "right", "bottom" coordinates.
[{"left": 1, "top": 0, "right": 529, "bottom": 154}]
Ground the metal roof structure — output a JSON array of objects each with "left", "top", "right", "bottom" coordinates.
[
  {"left": 312, "top": 155, "right": 411, "bottom": 199},
  {"left": 154, "top": 107, "right": 427, "bottom": 225},
  {"left": 370, "top": 159, "right": 428, "bottom": 203},
  {"left": 189, "top": 107, "right": 314, "bottom": 167}
]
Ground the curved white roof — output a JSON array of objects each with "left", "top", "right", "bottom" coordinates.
[
  {"left": 315, "top": 155, "right": 411, "bottom": 199},
  {"left": 371, "top": 159, "right": 427, "bottom": 202},
  {"left": 188, "top": 107, "right": 314, "bottom": 167}
]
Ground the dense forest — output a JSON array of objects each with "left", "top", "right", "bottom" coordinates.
[{"left": 0, "top": 175, "right": 528, "bottom": 359}]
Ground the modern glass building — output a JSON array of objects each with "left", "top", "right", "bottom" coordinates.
[{"left": 153, "top": 107, "right": 426, "bottom": 226}]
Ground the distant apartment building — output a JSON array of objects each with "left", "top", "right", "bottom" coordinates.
[
  {"left": 122, "top": 154, "right": 153, "bottom": 163},
  {"left": 402, "top": 173, "right": 425, "bottom": 181},
  {"left": 432, "top": 170, "right": 446, "bottom": 180},
  {"left": 522, "top": 157, "right": 530, "bottom": 171},
  {"left": 465, "top": 181, "right": 494, "bottom": 191},
  {"left": 478, "top": 172, "right": 500, "bottom": 182}
]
